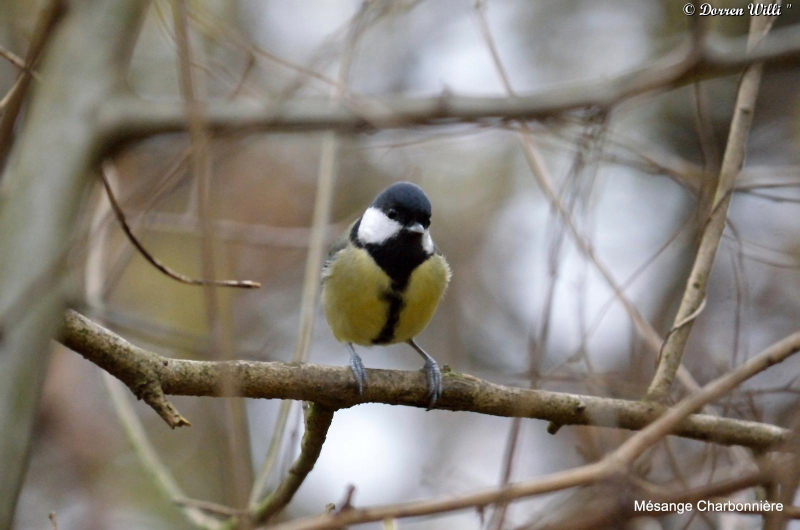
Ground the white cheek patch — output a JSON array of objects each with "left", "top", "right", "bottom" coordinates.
[
  {"left": 358, "top": 207, "right": 402, "bottom": 244},
  {"left": 422, "top": 229, "right": 434, "bottom": 254}
]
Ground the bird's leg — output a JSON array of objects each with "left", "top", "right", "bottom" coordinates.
[
  {"left": 346, "top": 343, "right": 367, "bottom": 396},
  {"left": 407, "top": 339, "right": 442, "bottom": 409}
]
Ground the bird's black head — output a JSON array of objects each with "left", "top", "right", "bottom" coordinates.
[
  {"left": 351, "top": 182, "right": 436, "bottom": 289},
  {"left": 353, "top": 182, "right": 434, "bottom": 247},
  {"left": 371, "top": 181, "right": 432, "bottom": 230}
]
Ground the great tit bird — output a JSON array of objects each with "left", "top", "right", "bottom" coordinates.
[{"left": 322, "top": 182, "right": 451, "bottom": 407}]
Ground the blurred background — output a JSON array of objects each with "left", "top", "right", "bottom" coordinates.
[{"left": 5, "top": 0, "right": 800, "bottom": 528}]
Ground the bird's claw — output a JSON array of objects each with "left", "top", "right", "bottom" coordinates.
[
  {"left": 349, "top": 348, "right": 367, "bottom": 396},
  {"left": 422, "top": 358, "right": 442, "bottom": 410}
]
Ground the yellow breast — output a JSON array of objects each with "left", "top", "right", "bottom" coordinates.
[
  {"left": 391, "top": 254, "right": 450, "bottom": 343},
  {"left": 322, "top": 246, "right": 392, "bottom": 345},
  {"left": 322, "top": 246, "right": 450, "bottom": 346}
]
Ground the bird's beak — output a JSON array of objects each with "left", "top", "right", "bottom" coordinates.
[{"left": 407, "top": 222, "right": 425, "bottom": 234}]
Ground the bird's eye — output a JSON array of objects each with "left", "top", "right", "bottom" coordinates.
[{"left": 387, "top": 209, "right": 398, "bottom": 220}]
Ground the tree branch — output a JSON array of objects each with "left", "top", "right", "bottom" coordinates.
[
  {"left": 278, "top": 462, "right": 613, "bottom": 530},
  {"left": 611, "top": 327, "right": 800, "bottom": 466},
  {"left": 645, "top": 12, "right": 774, "bottom": 401},
  {"left": 104, "top": 373, "right": 221, "bottom": 529},
  {"left": 59, "top": 310, "right": 793, "bottom": 451},
  {"left": 251, "top": 404, "right": 334, "bottom": 523},
  {"left": 270, "top": 325, "right": 800, "bottom": 530},
  {"left": 62, "top": 310, "right": 190, "bottom": 428},
  {"left": 97, "top": 26, "right": 800, "bottom": 138}
]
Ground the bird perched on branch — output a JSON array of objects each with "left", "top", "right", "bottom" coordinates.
[{"left": 322, "top": 182, "right": 451, "bottom": 408}]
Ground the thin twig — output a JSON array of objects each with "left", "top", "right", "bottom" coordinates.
[
  {"left": 489, "top": 417, "right": 522, "bottom": 529},
  {"left": 129, "top": 210, "right": 346, "bottom": 249},
  {"left": 291, "top": 135, "right": 338, "bottom": 363},
  {"left": 172, "top": 0, "right": 254, "bottom": 513},
  {"left": 472, "top": 0, "right": 664, "bottom": 359},
  {"left": 249, "top": 400, "right": 295, "bottom": 506},
  {"left": 654, "top": 297, "right": 708, "bottom": 368},
  {"left": 173, "top": 497, "right": 248, "bottom": 518},
  {"left": 475, "top": 0, "right": 754, "bottom": 476},
  {"left": 85, "top": 166, "right": 224, "bottom": 530},
  {"left": 103, "top": 373, "right": 221, "bottom": 529},
  {"left": 187, "top": 2, "right": 347, "bottom": 95},
  {"left": 0, "top": 0, "right": 66, "bottom": 173},
  {"left": 0, "top": 45, "right": 40, "bottom": 78},
  {"left": 246, "top": 92, "right": 338, "bottom": 521},
  {"left": 0, "top": 77, "right": 23, "bottom": 110},
  {"left": 566, "top": 207, "right": 695, "bottom": 367},
  {"left": 645, "top": 12, "right": 775, "bottom": 402},
  {"left": 248, "top": 7, "right": 356, "bottom": 515},
  {"left": 99, "top": 161, "right": 260, "bottom": 289},
  {"left": 252, "top": 404, "right": 335, "bottom": 523}
]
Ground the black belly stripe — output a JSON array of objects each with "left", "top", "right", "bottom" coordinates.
[{"left": 373, "top": 288, "right": 405, "bottom": 344}]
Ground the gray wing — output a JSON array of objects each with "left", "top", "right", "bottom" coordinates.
[{"left": 321, "top": 220, "right": 357, "bottom": 283}]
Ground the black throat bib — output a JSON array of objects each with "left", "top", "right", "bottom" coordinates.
[{"left": 350, "top": 218, "right": 431, "bottom": 292}]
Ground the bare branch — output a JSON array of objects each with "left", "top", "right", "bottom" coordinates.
[
  {"left": 271, "top": 327, "right": 800, "bottom": 530},
  {"left": 59, "top": 309, "right": 794, "bottom": 451},
  {"left": 516, "top": 468, "right": 769, "bottom": 529},
  {"left": 105, "top": 373, "right": 221, "bottom": 530},
  {"left": 249, "top": 401, "right": 294, "bottom": 506},
  {"left": 0, "top": 45, "right": 39, "bottom": 78},
  {"left": 0, "top": 0, "right": 65, "bottom": 172},
  {"left": 61, "top": 310, "right": 190, "bottom": 428},
  {"left": 99, "top": 161, "right": 260, "bottom": 289},
  {"left": 613, "top": 330, "right": 800, "bottom": 465},
  {"left": 98, "top": 26, "right": 800, "bottom": 137},
  {"left": 646, "top": 13, "right": 775, "bottom": 401},
  {"left": 252, "top": 404, "right": 335, "bottom": 523},
  {"left": 249, "top": 11, "right": 353, "bottom": 513},
  {"left": 173, "top": 498, "right": 246, "bottom": 518},
  {"left": 172, "top": 2, "right": 256, "bottom": 508},
  {"left": 274, "top": 462, "right": 612, "bottom": 530},
  {"left": 248, "top": 93, "right": 338, "bottom": 519}
]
